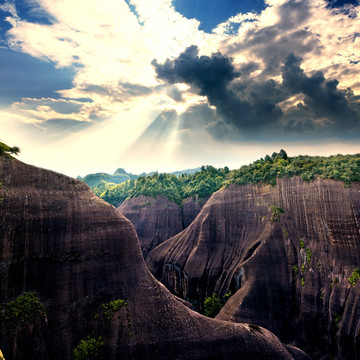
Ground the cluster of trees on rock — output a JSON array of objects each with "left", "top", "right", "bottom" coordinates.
[
  {"left": 101, "top": 165, "right": 229, "bottom": 206},
  {"left": 225, "top": 151, "right": 360, "bottom": 186},
  {"left": 99, "top": 151, "right": 360, "bottom": 206}
]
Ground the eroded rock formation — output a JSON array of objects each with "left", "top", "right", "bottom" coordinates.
[
  {"left": 117, "top": 195, "right": 206, "bottom": 258},
  {"left": 0, "top": 158, "right": 307, "bottom": 360},
  {"left": 147, "top": 177, "right": 360, "bottom": 359}
]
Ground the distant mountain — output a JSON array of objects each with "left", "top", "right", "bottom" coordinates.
[
  {"left": 78, "top": 167, "right": 202, "bottom": 196},
  {"left": 77, "top": 168, "right": 138, "bottom": 188}
]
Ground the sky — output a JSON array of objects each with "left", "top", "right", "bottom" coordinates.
[{"left": 0, "top": 0, "right": 359, "bottom": 177}]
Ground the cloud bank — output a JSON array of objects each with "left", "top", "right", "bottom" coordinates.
[{"left": 0, "top": 0, "right": 359, "bottom": 176}]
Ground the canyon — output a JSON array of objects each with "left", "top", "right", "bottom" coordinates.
[
  {"left": 117, "top": 195, "right": 207, "bottom": 258},
  {"left": 0, "top": 157, "right": 307, "bottom": 360},
  {"left": 147, "top": 177, "right": 360, "bottom": 359}
]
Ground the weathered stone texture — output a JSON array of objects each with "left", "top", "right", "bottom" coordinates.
[
  {"left": 147, "top": 177, "right": 360, "bottom": 358},
  {"left": 117, "top": 195, "right": 207, "bottom": 258},
  {"left": 0, "top": 158, "right": 306, "bottom": 360}
]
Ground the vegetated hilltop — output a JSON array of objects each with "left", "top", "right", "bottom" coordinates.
[
  {"left": 79, "top": 167, "right": 201, "bottom": 197},
  {"left": 147, "top": 166, "right": 360, "bottom": 359},
  {"left": 110, "top": 151, "right": 360, "bottom": 259},
  {"left": 112, "top": 166, "right": 228, "bottom": 257},
  {"left": 101, "top": 165, "right": 226, "bottom": 207},
  {"left": 77, "top": 168, "right": 139, "bottom": 196},
  {"left": 0, "top": 148, "right": 308, "bottom": 360},
  {"left": 101, "top": 150, "right": 360, "bottom": 207}
]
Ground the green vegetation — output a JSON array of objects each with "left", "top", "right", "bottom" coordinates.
[
  {"left": 292, "top": 265, "right": 299, "bottom": 277},
  {"left": 101, "top": 299, "right": 127, "bottom": 322},
  {"left": 301, "top": 277, "right": 305, "bottom": 287},
  {"left": 101, "top": 166, "right": 229, "bottom": 206},
  {"left": 203, "top": 291, "right": 232, "bottom": 318},
  {"left": 270, "top": 205, "right": 284, "bottom": 223},
  {"left": 73, "top": 336, "right": 104, "bottom": 360},
  {"left": 301, "top": 264, "right": 305, "bottom": 274},
  {"left": 225, "top": 151, "right": 360, "bottom": 187},
  {"left": 0, "top": 141, "right": 20, "bottom": 158},
  {"left": 333, "top": 312, "right": 342, "bottom": 328},
  {"left": 283, "top": 229, "right": 289, "bottom": 238},
  {"left": 330, "top": 277, "right": 339, "bottom": 289},
  {"left": 204, "top": 293, "right": 222, "bottom": 318},
  {"left": 348, "top": 268, "right": 360, "bottom": 286},
  {"left": 0, "top": 292, "right": 46, "bottom": 327},
  {"left": 299, "top": 239, "right": 305, "bottom": 249},
  {"left": 306, "top": 248, "right": 312, "bottom": 265},
  {"left": 79, "top": 168, "right": 139, "bottom": 189},
  {"left": 96, "top": 151, "right": 359, "bottom": 206}
]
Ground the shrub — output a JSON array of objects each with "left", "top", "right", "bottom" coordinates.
[
  {"left": 270, "top": 205, "right": 284, "bottom": 223},
  {"left": 101, "top": 299, "right": 127, "bottom": 322},
  {"left": 292, "top": 265, "right": 299, "bottom": 276},
  {"left": 204, "top": 293, "right": 222, "bottom": 318},
  {"left": 73, "top": 336, "right": 104, "bottom": 360},
  {"left": 1, "top": 291, "right": 46, "bottom": 327},
  {"left": 348, "top": 268, "right": 360, "bottom": 286}
]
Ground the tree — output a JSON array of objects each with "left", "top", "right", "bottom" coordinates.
[
  {"left": 0, "top": 142, "right": 20, "bottom": 158},
  {"left": 204, "top": 293, "right": 222, "bottom": 318}
]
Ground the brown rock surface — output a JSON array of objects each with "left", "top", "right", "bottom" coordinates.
[
  {"left": 0, "top": 158, "right": 307, "bottom": 360},
  {"left": 117, "top": 195, "right": 207, "bottom": 258},
  {"left": 147, "top": 177, "right": 360, "bottom": 358}
]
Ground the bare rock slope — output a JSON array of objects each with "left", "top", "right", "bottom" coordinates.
[
  {"left": 0, "top": 158, "right": 307, "bottom": 360},
  {"left": 117, "top": 195, "right": 206, "bottom": 258},
  {"left": 147, "top": 177, "right": 360, "bottom": 359}
]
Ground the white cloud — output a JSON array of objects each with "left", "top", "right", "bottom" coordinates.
[{"left": 1, "top": 0, "right": 359, "bottom": 176}]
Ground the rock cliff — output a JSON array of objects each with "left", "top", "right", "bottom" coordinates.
[
  {"left": 147, "top": 177, "right": 360, "bottom": 359},
  {"left": 0, "top": 157, "right": 307, "bottom": 360},
  {"left": 117, "top": 195, "right": 206, "bottom": 258}
]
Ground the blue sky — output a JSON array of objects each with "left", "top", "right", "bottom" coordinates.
[
  {"left": 0, "top": 0, "right": 359, "bottom": 177},
  {"left": 173, "top": 0, "right": 267, "bottom": 32}
]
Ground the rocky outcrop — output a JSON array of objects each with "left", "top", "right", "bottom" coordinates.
[
  {"left": 0, "top": 158, "right": 307, "bottom": 360},
  {"left": 117, "top": 195, "right": 207, "bottom": 258},
  {"left": 147, "top": 177, "right": 360, "bottom": 359}
]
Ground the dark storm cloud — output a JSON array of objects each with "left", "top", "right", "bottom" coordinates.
[
  {"left": 152, "top": 46, "right": 283, "bottom": 131},
  {"left": 282, "top": 53, "right": 360, "bottom": 129},
  {"left": 153, "top": 46, "right": 360, "bottom": 140}
]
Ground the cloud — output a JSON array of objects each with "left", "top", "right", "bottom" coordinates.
[
  {"left": 153, "top": 45, "right": 283, "bottom": 132},
  {"left": 153, "top": 45, "right": 360, "bottom": 139},
  {"left": 281, "top": 53, "right": 360, "bottom": 130},
  {"left": 1, "top": 0, "right": 360, "bottom": 176}
]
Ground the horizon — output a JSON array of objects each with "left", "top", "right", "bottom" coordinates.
[{"left": 1, "top": 0, "right": 360, "bottom": 178}]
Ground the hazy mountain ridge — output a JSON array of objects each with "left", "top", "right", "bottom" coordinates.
[{"left": 78, "top": 167, "right": 201, "bottom": 197}]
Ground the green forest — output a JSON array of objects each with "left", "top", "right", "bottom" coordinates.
[
  {"left": 101, "top": 165, "right": 229, "bottom": 206},
  {"left": 99, "top": 150, "right": 360, "bottom": 207}
]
